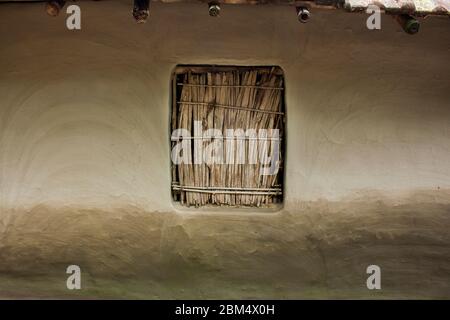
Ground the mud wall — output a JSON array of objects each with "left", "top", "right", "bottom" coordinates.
[
  {"left": 1, "top": 2, "right": 449, "bottom": 210},
  {"left": 0, "top": 2, "right": 449, "bottom": 298}
]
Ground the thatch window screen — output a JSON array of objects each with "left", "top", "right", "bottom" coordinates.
[{"left": 171, "top": 65, "right": 285, "bottom": 207}]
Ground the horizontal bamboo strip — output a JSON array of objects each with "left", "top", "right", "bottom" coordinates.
[
  {"left": 171, "top": 136, "right": 283, "bottom": 141},
  {"left": 172, "top": 184, "right": 282, "bottom": 192},
  {"left": 177, "top": 83, "right": 284, "bottom": 90},
  {"left": 172, "top": 187, "right": 282, "bottom": 196},
  {"left": 177, "top": 101, "right": 284, "bottom": 115},
  {"left": 174, "top": 66, "right": 284, "bottom": 76}
]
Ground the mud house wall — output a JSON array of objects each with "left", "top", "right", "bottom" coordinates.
[
  {"left": 0, "top": 1, "right": 449, "bottom": 299},
  {"left": 1, "top": 2, "right": 449, "bottom": 211}
]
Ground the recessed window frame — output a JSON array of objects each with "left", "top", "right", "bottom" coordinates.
[{"left": 170, "top": 65, "right": 286, "bottom": 209}]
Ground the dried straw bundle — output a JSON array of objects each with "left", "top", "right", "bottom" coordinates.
[{"left": 172, "top": 67, "right": 284, "bottom": 207}]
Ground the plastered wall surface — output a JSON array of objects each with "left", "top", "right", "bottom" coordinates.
[{"left": 0, "top": 2, "right": 449, "bottom": 298}]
